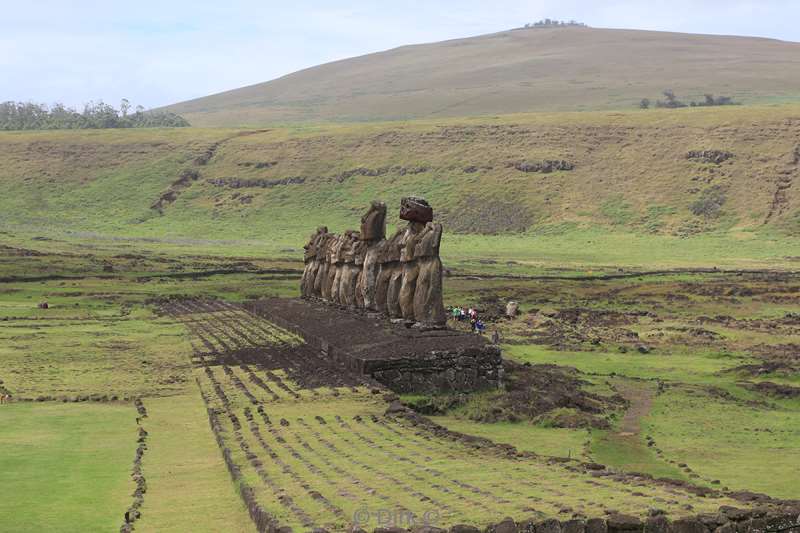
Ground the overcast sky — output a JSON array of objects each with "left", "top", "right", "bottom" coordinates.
[{"left": 2, "top": 0, "right": 798, "bottom": 109}]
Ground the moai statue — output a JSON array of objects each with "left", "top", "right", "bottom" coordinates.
[
  {"left": 312, "top": 231, "right": 334, "bottom": 298},
  {"left": 324, "top": 234, "right": 345, "bottom": 302},
  {"left": 356, "top": 202, "right": 387, "bottom": 309},
  {"left": 369, "top": 240, "right": 389, "bottom": 313},
  {"left": 338, "top": 230, "right": 361, "bottom": 307},
  {"left": 299, "top": 196, "right": 446, "bottom": 327},
  {"left": 399, "top": 196, "right": 433, "bottom": 224},
  {"left": 413, "top": 222, "right": 446, "bottom": 326},
  {"left": 397, "top": 197, "right": 433, "bottom": 320},
  {"left": 360, "top": 201, "right": 387, "bottom": 241},
  {"left": 382, "top": 229, "right": 405, "bottom": 318},
  {"left": 316, "top": 233, "right": 336, "bottom": 300},
  {"left": 301, "top": 226, "right": 328, "bottom": 297},
  {"left": 386, "top": 197, "right": 431, "bottom": 320}
]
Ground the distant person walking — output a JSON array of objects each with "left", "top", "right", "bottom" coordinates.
[{"left": 491, "top": 329, "right": 500, "bottom": 344}]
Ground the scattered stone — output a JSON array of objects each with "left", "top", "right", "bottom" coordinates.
[
  {"left": 494, "top": 518, "right": 518, "bottom": 533},
  {"left": 535, "top": 518, "right": 562, "bottom": 533},
  {"left": 411, "top": 527, "right": 445, "bottom": 533},
  {"left": 449, "top": 526, "right": 480, "bottom": 533},
  {"left": 687, "top": 150, "right": 733, "bottom": 164},
  {"left": 514, "top": 160, "right": 574, "bottom": 173},
  {"left": 562, "top": 519, "right": 586, "bottom": 533},
  {"left": 385, "top": 400, "right": 406, "bottom": 415},
  {"left": 669, "top": 518, "right": 708, "bottom": 533},
  {"left": 606, "top": 514, "right": 642, "bottom": 532},
  {"left": 718, "top": 506, "right": 751, "bottom": 522},
  {"left": 506, "top": 301, "right": 519, "bottom": 318},
  {"left": 585, "top": 518, "right": 607, "bottom": 533}
]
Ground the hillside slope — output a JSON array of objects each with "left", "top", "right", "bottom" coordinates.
[
  {"left": 164, "top": 27, "right": 800, "bottom": 126},
  {"left": 1, "top": 105, "right": 799, "bottom": 268}
]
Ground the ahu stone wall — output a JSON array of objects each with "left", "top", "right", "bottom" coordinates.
[{"left": 300, "top": 198, "right": 447, "bottom": 327}]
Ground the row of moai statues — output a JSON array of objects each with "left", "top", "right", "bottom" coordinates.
[{"left": 301, "top": 197, "right": 447, "bottom": 326}]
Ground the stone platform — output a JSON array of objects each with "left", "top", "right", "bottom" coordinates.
[{"left": 246, "top": 298, "right": 502, "bottom": 393}]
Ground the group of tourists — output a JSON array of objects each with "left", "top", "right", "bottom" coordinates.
[
  {"left": 450, "top": 305, "right": 502, "bottom": 344},
  {"left": 450, "top": 306, "right": 486, "bottom": 333}
]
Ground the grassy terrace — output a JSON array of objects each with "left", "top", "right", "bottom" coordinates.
[{"left": 2, "top": 103, "right": 800, "bottom": 268}]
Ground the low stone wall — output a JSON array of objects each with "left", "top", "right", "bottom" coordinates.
[
  {"left": 364, "top": 345, "right": 502, "bottom": 393},
  {"left": 475, "top": 511, "right": 800, "bottom": 533}
]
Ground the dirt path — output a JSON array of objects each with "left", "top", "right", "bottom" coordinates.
[
  {"left": 588, "top": 379, "right": 682, "bottom": 478},
  {"left": 613, "top": 380, "right": 656, "bottom": 436}
]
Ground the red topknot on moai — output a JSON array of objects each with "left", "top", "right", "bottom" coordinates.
[{"left": 301, "top": 197, "right": 446, "bottom": 327}]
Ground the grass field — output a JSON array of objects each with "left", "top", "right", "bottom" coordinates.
[
  {"left": 0, "top": 402, "right": 135, "bottom": 532},
  {"left": 0, "top": 239, "right": 797, "bottom": 531},
  {"left": 466, "top": 272, "right": 800, "bottom": 499},
  {"left": 1, "top": 102, "right": 799, "bottom": 531},
  {"left": 1, "top": 103, "right": 800, "bottom": 271},
  {"left": 135, "top": 393, "right": 254, "bottom": 533}
]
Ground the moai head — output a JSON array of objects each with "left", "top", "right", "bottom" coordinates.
[
  {"left": 399, "top": 197, "right": 433, "bottom": 224},
  {"left": 319, "top": 232, "right": 335, "bottom": 262},
  {"left": 342, "top": 230, "right": 359, "bottom": 263},
  {"left": 360, "top": 201, "right": 387, "bottom": 241},
  {"left": 331, "top": 233, "right": 348, "bottom": 264},
  {"left": 303, "top": 226, "right": 329, "bottom": 262}
]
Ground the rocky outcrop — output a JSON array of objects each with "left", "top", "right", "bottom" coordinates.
[
  {"left": 301, "top": 198, "right": 446, "bottom": 327},
  {"left": 207, "top": 176, "right": 306, "bottom": 188},
  {"left": 686, "top": 150, "right": 734, "bottom": 164},
  {"left": 513, "top": 160, "right": 574, "bottom": 173}
]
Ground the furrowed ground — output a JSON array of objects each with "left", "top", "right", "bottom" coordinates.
[
  {"left": 161, "top": 298, "right": 748, "bottom": 531},
  {"left": 1, "top": 241, "right": 798, "bottom": 532}
]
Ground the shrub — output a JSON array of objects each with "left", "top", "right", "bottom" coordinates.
[{"left": 689, "top": 185, "right": 726, "bottom": 218}]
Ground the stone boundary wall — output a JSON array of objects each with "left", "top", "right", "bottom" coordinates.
[
  {"left": 364, "top": 346, "right": 502, "bottom": 393},
  {"left": 460, "top": 512, "right": 800, "bottom": 533},
  {"left": 119, "top": 399, "right": 149, "bottom": 533}
]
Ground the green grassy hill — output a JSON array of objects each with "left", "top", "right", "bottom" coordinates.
[
  {"left": 163, "top": 27, "right": 800, "bottom": 126},
  {"left": 1, "top": 104, "right": 800, "bottom": 269}
]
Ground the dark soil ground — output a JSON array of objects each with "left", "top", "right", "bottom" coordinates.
[{"left": 160, "top": 298, "right": 372, "bottom": 390}]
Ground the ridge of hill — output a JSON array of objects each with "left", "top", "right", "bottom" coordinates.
[{"left": 163, "top": 26, "right": 800, "bottom": 126}]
